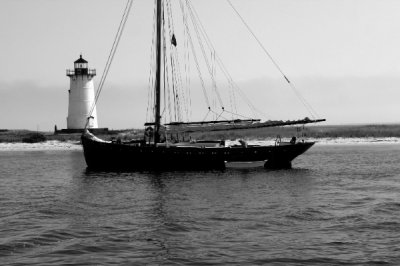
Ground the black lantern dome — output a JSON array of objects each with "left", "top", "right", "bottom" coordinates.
[
  {"left": 74, "top": 54, "right": 88, "bottom": 70},
  {"left": 67, "top": 54, "right": 96, "bottom": 77}
]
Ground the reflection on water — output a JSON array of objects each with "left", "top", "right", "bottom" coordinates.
[{"left": 1, "top": 145, "right": 400, "bottom": 265}]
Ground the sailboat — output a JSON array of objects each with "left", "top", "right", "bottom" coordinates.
[{"left": 81, "top": 0, "right": 325, "bottom": 170}]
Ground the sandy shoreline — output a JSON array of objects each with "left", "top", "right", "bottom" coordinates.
[{"left": 0, "top": 140, "right": 82, "bottom": 151}]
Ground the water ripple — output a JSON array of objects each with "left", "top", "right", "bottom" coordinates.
[{"left": 1, "top": 145, "right": 400, "bottom": 265}]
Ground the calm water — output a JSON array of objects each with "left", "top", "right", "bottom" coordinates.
[{"left": 1, "top": 144, "right": 400, "bottom": 265}]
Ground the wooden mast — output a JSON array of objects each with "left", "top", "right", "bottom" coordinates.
[{"left": 154, "top": 0, "right": 162, "bottom": 144}]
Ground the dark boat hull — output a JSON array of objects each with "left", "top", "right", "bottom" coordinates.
[{"left": 81, "top": 132, "right": 314, "bottom": 170}]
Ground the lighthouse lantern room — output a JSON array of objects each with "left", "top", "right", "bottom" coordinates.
[{"left": 66, "top": 55, "right": 98, "bottom": 129}]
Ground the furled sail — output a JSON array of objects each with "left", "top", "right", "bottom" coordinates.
[{"left": 165, "top": 118, "right": 326, "bottom": 134}]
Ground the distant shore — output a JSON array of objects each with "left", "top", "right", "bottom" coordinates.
[
  {"left": 0, "top": 129, "right": 136, "bottom": 143},
  {"left": 1, "top": 124, "right": 400, "bottom": 144}
]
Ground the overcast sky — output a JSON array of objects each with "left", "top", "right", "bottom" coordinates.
[{"left": 1, "top": 0, "right": 400, "bottom": 130}]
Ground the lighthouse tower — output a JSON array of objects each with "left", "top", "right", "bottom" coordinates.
[{"left": 66, "top": 55, "right": 98, "bottom": 129}]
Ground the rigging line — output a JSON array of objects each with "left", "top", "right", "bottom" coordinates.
[
  {"left": 163, "top": 35, "right": 168, "bottom": 123},
  {"left": 169, "top": 53, "right": 179, "bottom": 121},
  {"left": 161, "top": 7, "right": 173, "bottom": 123},
  {"left": 88, "top": 0, "right": 131, "bottom": 119},
  {"left": 228, "top": 89, "right": 234, "bottom": 119},
  {"left": 182, "top": 2, "right": 193, "bottom": 119},
  {"left": 210, "top": 109, "right": 228, "bottom": 120},
  {"left": 93, "top": 0, "right": 132, "bottom": 111},
  {"left": 171, "top": 44, "right": 189, "bottom": 121},
  {"left": 165, "top": 50, "right": 173, "bottom": 122},
  {"left": 288, "top": 80, "right": 319, "bottom": 118},
  {"left": 163, "top": 6, "right": 174, "bottom": 123},
  {"left": 213, "top": 58, "right": 259, "bottom": 118},
  {"left": 223, "top": 109, "right": 254, "bottom": 120},
  {"left": 185, "top": 1, "right": 224, "bottom": 108},
  {"left": 86, "top": 0, "right": 133, "bottom": 129},
  {"left": 163, "top": 11, "right": 180, "bottom": 122},
  {"left": 218, "top": 62, "right": 259, "bottom": 118},
  {"left": 166, "top": 1, "right": 188, "bottom": 121},
  {"left": 226, "top": 0, "right": 318, "bottom": 119},
  {"left": 178, "top": 2, "right": 193, "bottom": 119},
  {"left": 167, "top": 58, "right": 174, "bottom": 122},
  {"left": 211, "top": 49, "right": 218, "bottom": 114},
  {"left": 166, "top": 58, "right": 173, "bottom": 123},
  {"left": 173, "top": 55, "right": 189, "bottom": 121},
  {"left": 171, "top": 56, "right": 184, "bottom": 121},
  {"left": 163, "top": 22, "right": 168, "bottom": 122},
  {"left": 223, "top": 70, "right": 259, "bottom": 117},
  {"left": 202, "top": 109, "right": 211, "bottom": 122},
  {"left": 165, "top": 0, "right": 175, "bottom": 30},
  {"left": 212, "top": 98, "right": 216, "bottom": 120},
  {"left": 186, "top": 0, "right": 260, "bottom": 118},
  {"left": 178, "top": 0, "right": 211, "bottom": 109},
  {"left": 228, "top": 81, "right": 238, "bottom": 117},
  {"left": 147, "top": 0, "right": 158, "bottom": 122},
  {"left": 164, "top": 10, "right": 180, "bottom": 122},
  {"left": 215, "top": 109, "right": 225, "bottom": 121}
]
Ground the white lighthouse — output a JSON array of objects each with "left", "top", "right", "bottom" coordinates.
[{"left": 66, "top": 55, "right": 98, "bottom": 129}]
